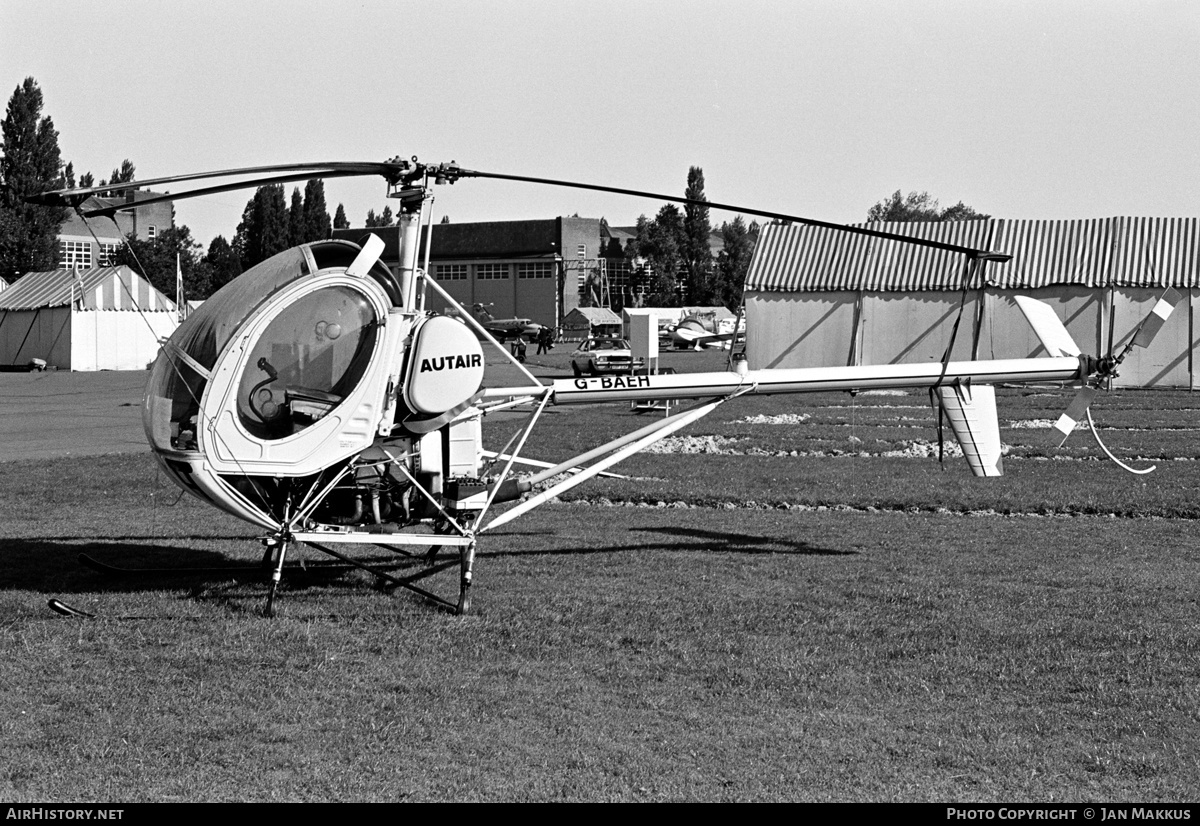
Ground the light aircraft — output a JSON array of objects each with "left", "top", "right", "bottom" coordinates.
[
  {"left": 669, "top": 313, "right": 744, "bottom": 350},
  {"left": 27, "top": 158, "right": 1179, "bottom": 617},
  {"left": 471, "top": 303, "right": 546, "bottom": 342}
]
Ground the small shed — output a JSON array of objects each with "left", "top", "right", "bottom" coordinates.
[
  {"left": 562, "top": 306, "right": 622, "bottom": 341},
  {"left": 0, "top": 266, "right": 179, "bottom": 370}
]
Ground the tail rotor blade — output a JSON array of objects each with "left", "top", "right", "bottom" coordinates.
[
  {"left": 1053, "top": 387, "right": 1097, "bottom": 446},
  {"left": 1038, "top": 288, "right": 1181, "bottom": 463},
  {"left": 1130, "top": 288, "right": 1183, "bottom": 349}
]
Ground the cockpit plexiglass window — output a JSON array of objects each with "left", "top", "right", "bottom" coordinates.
[
  {"left": 145, "top": 346, "right": 208, "bottom": 452},
  {"left": 237, "top": 286, "right": 379, "bottom": 440}
]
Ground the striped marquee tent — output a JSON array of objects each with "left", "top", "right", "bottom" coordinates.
[
  {"left": 744, "top": 218, "right": 1200, "bottom": 388},
  {"left": 0, "top": 266, "right": 179, "bottom": 370}
]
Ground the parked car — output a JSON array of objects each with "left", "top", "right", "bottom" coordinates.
[{"left": 570, "top": 337, "right": 644, "bottom": 377}]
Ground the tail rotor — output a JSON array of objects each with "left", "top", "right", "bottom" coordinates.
[{"left": 1015, "top": 289, "right": 1184, "bottom": 472}]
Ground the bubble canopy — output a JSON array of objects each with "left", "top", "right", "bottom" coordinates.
[{"left": 144, "top": 240, "right": 398, "bottom": 453}]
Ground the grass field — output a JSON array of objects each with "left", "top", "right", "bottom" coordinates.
[{"left": 1, "top": 360, "right": 1198, "bottom": 801}]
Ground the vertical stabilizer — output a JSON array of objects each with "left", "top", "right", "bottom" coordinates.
[
  {"left": 1014, "top": 296, "right": 1081, "bottom": 358},
  {"left": 936, "top": 384, "right": 1004, "bottom": 477}
]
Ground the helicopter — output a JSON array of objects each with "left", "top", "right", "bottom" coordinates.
[{"left": 26, "top": 157, "right": 1180, "bottom": 617}]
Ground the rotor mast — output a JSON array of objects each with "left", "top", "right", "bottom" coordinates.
[{"left": 386, "top": 158, "right": 435, "bottom": 310}]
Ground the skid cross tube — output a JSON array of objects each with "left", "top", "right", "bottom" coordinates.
[{"left": 303, "top": 541, "right": 465, "bottom": 613}]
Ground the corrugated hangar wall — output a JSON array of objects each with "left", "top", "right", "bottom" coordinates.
[{"left": 744, "top": 218, "right": 1199, "bottom": 388}]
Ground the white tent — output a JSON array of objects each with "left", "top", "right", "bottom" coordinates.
[{"left": 0, "top": 266, "right": 178, "bottom": 370}]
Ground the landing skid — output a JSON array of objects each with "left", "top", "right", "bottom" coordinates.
[
  {"left": 301, "top": 540, "right": 474, "bottom": 615},
  {"left": 286, "top": 526, "right": 479, "bottom": 615},
  {"left": 258, "top": 528, "right": 477, "bottom": 617},
  {"left": 73, "top": 537, "right": 476, "bottom": 619}
]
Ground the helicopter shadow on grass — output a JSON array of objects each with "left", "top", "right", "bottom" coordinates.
[
  {"left": 0, "top": 535, "right": 416, "bottom": 597},
  {"left": 481, "top": 525, "right": 856, "bottom": 559}
]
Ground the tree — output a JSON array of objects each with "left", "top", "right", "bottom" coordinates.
[
  {"left": 601, "top": 235, "right": 623, "bottom": 259},
  {"left": 109, "top": 159, "right": 135, "bottom": 184},
  {"left": 234, "top": 184, "right": 288, "bottom": 268},
  {"left": 302, "top": 179, "right": 331, "bottom": 241},
  {"left": 682, "top": 166, "right": 713, "bottom": 303},
  {"left": 0, "top": 77, "right": 67, "bottom": 280},
  {"left": 598, "top": 219, "right": 620, "bottom": 259},
  {"left": 938, "top": 201, "right": 990, "bottom": 222},
  {"left": 333, "top": 203, "right": 349, "bottom": 230},
  {"left": 867, "top": 190, "right": 990, "bottom": 222},
  {"left": 94, "top": 159, "right": 137, "bottom": 197},
  {"left": 288, "top": 186, "right": 304, "bottom": 247},
  {"left": 112, "top": 223, "right": 207, "bottom": 301},
  {"left": 364, "top": 205, "right": 394, "bottom": 228},
  {"left": 203, "top": 235, "right": 242, "bottom": 294},
  {"left": 79, "top": 171, "right": 94, "bottom": 188},
  {"left": 714, "top": 216, "right": 760, "bottom": 309},
  {"left": 637, "top": 205, "right": 686, "bottom": 306}
]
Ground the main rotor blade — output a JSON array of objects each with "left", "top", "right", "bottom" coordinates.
[
  {"left": 25, "top": 161, "right": 409, "bottom": 209},
  {"left": 29, "top": 155, "right": 1014, "bottom": 261},
  {"left": 459, "top": 168, "right": 1012, "bottom": 261},
  {"left": 77, "top": 168, "right": 401, "bottom": 218}
]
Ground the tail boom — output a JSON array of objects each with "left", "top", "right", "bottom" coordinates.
[{"left": 541, "top": 357, "right": 1084, "bottom": 405}]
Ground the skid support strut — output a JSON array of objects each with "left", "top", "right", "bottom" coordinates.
[
  {"left": 458, "top": 540, "right": 477, "bottom": 615},
  {"left": 264, "top": 533, "right": 290, "bottom": 617}
]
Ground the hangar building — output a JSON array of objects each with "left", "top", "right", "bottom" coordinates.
[{"left": 335, "top": 217, "right": 604, "bottom": 331}]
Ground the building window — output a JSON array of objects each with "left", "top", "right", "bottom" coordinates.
[
  {"left": 476, "top": 263, "right": 509, "bottom": 280},
  {"left": 147, "top": 225, "right": 157, "bottom": 240},
  {"left": 517, "top": 262, "right": 553, "bottom": 279},
  {"left": 577, "top": 244, "right": 587, "bottom": 258},
  {"left": 98, "top": 243, "right": 119, "bottom": 267},
  {"left": 434, "top": 264, "right": 468, "bottom": 281},
  {"left": 58, "top": 240, "right": 91, "bottom": 269}
]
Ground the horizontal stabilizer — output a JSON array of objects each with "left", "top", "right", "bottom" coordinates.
[
  {"left": 936, "top": 384, "right": 1003, "bottom": 477},
  {"left": 1014, "top": 296, "right": 1081, "bottom": 358}
]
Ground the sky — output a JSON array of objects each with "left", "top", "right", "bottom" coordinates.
[{"left": 2, "top": 0, "right": 1198, "bottom": 248}]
